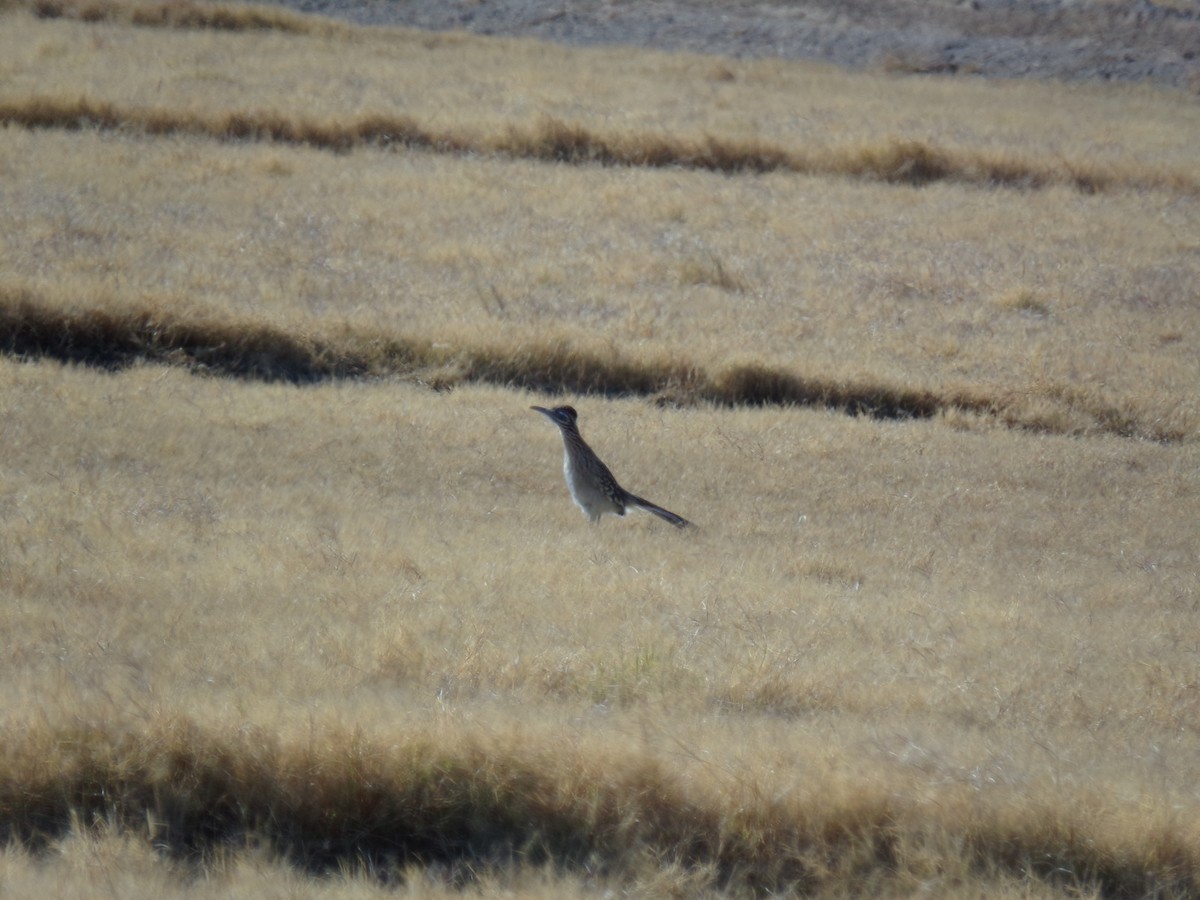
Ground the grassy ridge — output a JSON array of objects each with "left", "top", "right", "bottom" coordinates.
[
  {"left": 5, "top": 282, "right": 1184, "bottom": 441},
  {"left": 2, "top": 93, "right": 1195, "bottom": 194},
  {"left": 3, "top": 718, "right": 1196, "bottom": 896},
  {"left": 4, "top": 122, "right": 1194, "bottom": 443}
]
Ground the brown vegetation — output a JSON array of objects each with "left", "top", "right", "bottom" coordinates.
[
  {"left": 3, "top": 716, "right": 1196, "bottom": 896},
  {"left": 2, "top": 93, "right": 1196, "bottom": 194},
  {"left": 1, "top": 0, "right": 1198, "bottom": 896},
  {"left": 3, "top": 282, "right": 1187, "bottom": 441},
  {"left": 2, "top": 357, "right": 1197, "bottom": 897}
]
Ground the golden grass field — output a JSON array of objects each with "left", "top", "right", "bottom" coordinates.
[{"left": 1, "top": 0, "right": 1199, "bottom": 896}]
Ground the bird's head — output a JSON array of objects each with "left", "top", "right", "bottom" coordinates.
[{"left": 530, "top": 405, "right": 578, "bottom": 429}]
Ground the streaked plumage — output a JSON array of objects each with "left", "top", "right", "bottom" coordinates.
[{"left": 531, "top": 405, "right": 691, "bottom": 528}]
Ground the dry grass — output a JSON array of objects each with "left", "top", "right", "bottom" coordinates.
[
  {"left": 3, "top": 279, "right": 1191, "bottom": 441},
  {"left": 1, "top": 0, "right": 1199, "bottom": 895},
  {"left": 1, "top": 126, "right": 1196, "bottom": 439},
  {"left": 2, "top": 0, "right": 1199, "bottom": 182},
  {"left": 2, "top": 362, "right": 1199, "bottom": 897},
  {"left": 2, "top": 89, "right": 1197, "bottom": 194}
]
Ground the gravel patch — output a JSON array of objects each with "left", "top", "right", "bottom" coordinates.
[{"left": 267, "top": 0, "right": 1199, "bottom": 89}]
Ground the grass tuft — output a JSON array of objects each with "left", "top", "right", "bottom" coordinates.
[
  {"left": 842, "top": 138, "right": 956, "bottom": 186},
  {"left": 678, "top": 250, "right": 751, "bottom": 293}
]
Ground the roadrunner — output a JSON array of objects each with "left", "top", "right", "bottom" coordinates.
[{"left": 531, "top": 405, "right": 691, "bottom": 528}]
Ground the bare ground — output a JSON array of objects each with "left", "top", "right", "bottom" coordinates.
[{"left": 265, "top": 0, "right": 1200, "bottom": 89}]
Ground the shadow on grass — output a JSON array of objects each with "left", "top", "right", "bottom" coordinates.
[
  {"left": 0, "top": 286, "right": 967, "bottom": 419},
  {"left": 1, "top": 285, "right": 1185, "bottom": 441},
  {"left": 0, "top": 297, "right": 365, "bottom": 382},
  {"left": 2, "top": 720, "right": 1196, "bottom": 898},
  {"left": 0, "top": 722, "right": 810, "bottom": 893}
]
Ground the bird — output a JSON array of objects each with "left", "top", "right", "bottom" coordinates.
[{"left": 530, "top": 405, "right": 691, "bottom": 528}]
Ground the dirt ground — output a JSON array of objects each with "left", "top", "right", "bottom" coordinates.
[{"left": 268, "top": 0, "right": 1199, "bottom": 89}]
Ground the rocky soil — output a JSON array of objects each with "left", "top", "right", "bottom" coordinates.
[{"left": 272, "top": 0, "right": 1199, "bottom": 89}]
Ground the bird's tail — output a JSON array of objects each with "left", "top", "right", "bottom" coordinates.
[{"left": 628, "top": 495, "right": 692, "bottom": 529}]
